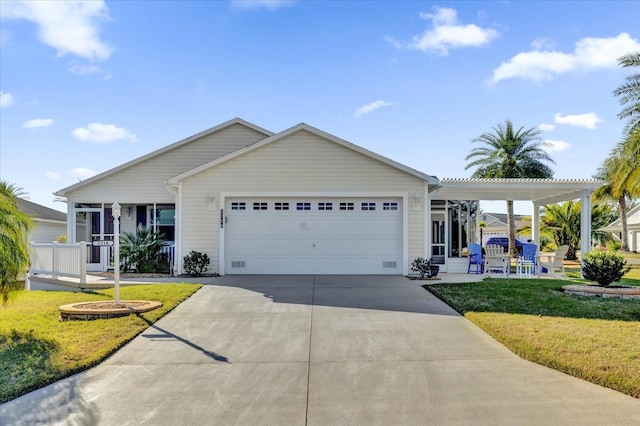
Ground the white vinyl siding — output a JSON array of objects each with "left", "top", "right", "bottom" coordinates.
[
  {"left": 30, "top": 221, "right": 67, "bottom": 244},
  {"left": 180, "top": 129, "right": 426, "bottom": 274},
  {"left": 65, "top": 124, "right": 268, "bottom": 204}
]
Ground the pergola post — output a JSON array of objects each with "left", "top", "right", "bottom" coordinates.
[
  {"left": 580, "top": 189, "right": 592, "bottom": 263},
  {"left": 532, "top": 202, "right": 540, "bottom": 249}
]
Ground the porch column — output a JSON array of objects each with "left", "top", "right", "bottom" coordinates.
[
  {"left": 424, "top": 183, "right": 431, "bottom": 259},
  {"left": 580, "top": 189, "right": 592, "bottom": 261},
  {"left": 532, "top": 202, "right": 540, "bottom": 249}
]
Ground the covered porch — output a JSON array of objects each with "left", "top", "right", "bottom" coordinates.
[{"left": 427, "top": 178, "right": 605, "bottom": 273}]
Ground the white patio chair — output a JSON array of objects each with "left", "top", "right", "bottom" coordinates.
[
  {"left": 538, "top": 245, "right": 569, "bottom": 277},
  {"left": 484, "top": 244, "right": 509, "bottom": 276}
]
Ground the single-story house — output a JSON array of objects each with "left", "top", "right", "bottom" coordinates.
[
  {"left": 55, "top": 118, "right": 604, "bottom": 275},
  {"left": 600, "top": 204, "right": 640, "bottom": 252},
  {"left": 17, "top": 198, "right": 67, "bottom": 243},
  {"left": 479, "top": 212, "right": 529, "bottom": 245}
]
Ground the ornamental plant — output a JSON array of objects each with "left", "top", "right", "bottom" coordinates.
[
  {"left": 581, "top": 251, "right": 630, "bottom": 287},
  {"left": 411, "top": 257, "right": 436, "bottom": 279},
  {"left": 183, "top": 251, "right": 210, "bottom": 276}
]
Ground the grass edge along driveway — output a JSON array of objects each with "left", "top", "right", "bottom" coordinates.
[
  {"left": 0, "top": 284, "right": 202, "bottom": 403},
  {"left": 425, "top": 278, "right": 640, "bottom": 399}
]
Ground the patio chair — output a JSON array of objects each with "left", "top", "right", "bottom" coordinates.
[
  {"left": 516, "top": 243, "right": 538, "bottom": 276},
  {"left": 484, "top": 244, "right": 509, "bottom": 276},
  {"left": 538, "top": 245, "right": 569, "bottom": 277},
  {"left": 467, "top": 243, "right": 484, "bottom": 274}
]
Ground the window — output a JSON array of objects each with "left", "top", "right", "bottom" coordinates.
[
  {"left": 383, "top": 202, "right": 398, "bottom": 211},
  {"left": 361, "top": 202, "right": 376, "bottom": 211},
  {"left": 253, "top": 202, "right": 268, "bottom": 211},
  {"left": 318, "top": 202, "right": 333, "bottom": 211},
  {"left": 275, "top": 202, "right": 289, "bottom": 211},
  {"left": 154, "top": 206, "right": 175, "bottom": 241},
  {"left": 231, "top": 202, "right": 246, "bottom": 211},
  {"left": 296, "top": 202, "right": 311, "bottom": 211},
  {"left": 339, "top": 202, "right": 354, "bottom": 211}
]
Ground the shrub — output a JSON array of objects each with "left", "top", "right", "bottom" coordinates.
[
  {"left": 183, "top": 251, "right": 210, "bottom": 276},
  {"left": 120, "top": 225, "right": 168, "bottom": 273},
  {"left": 581, "top": 251, "right": 630, "bottom": 287},
  {"left": 411, "top": 257, "right": 438, "bottom": 279}
]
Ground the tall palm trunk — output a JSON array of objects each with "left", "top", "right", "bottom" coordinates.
[
  {"left": 618, "top": 195, "right": 629, "bottom": 251},
  {"left": 506, "top": 200, "right": 517, "bottom": 257}
]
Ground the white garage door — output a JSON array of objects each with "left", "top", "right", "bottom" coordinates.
[{"left": 225, "top": 197, "right": 402, "bottom": 274}]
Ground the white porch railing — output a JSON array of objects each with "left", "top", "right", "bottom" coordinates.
[
  {"left": 29, "top": 241, "right": 87, "bottom": 285},
  {"left": 161, "top": 244, "right": 175, "bottom": 275}
]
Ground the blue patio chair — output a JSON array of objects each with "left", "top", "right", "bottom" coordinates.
[
  {"left": 467, "top": 243, "right": 484, "bottom": 274},
  {"left": 516, "top": 243, "right": 538, "bottom": 276}
]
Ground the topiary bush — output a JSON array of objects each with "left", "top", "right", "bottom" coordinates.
[
  {"left": 183, "top": 251, "right": 210, "bottom": 276},
  {"left": 581, "top": 251, "right": 630, "bottom": 287}
]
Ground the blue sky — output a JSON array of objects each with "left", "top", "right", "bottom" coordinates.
[{"left": 1, "top": 0, "right": 639, "bottom": 214}]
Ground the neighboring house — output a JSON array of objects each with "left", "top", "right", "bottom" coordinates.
[
  {"left": 55, "top": 118, "right": 603, "bottom": 275},
  {"left": 17, "top": 198, "right": 67, "bottom": 243},
  {"left": 479, "top": 212, "right": 529, "bottom": 245},
  {"left": 600, "top": 205, "right": 640, "bottom": 252}
]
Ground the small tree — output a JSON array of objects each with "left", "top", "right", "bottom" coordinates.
[
  {"left": 582, "top": 251, "right": 630, "bottom": 287},
  {"left": 183, "top": 251, "right": 210, "bottom": 276}
]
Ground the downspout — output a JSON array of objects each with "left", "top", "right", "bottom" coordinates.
[{"left": 166, "top": 183, "right": 182, "bottom": 275}]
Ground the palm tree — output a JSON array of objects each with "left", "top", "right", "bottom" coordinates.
[
  {"left": 613, "top": 51, "right": 640, "bottom": 134},
  {"left": 594, "top": 129, "right": 640, "bottom": 252},
  {"left": 540, "top": 201, "right": 615, "bottom": 260},
  {"left": 0, "top": 181, "right": 33, "bottom": 304},
  {"left": 465, "top": 120, "right": 555, "bottom": 256}
]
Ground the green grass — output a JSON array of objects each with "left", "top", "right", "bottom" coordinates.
[
  {"left": 425, "top": 278, "right": 640, "bottom": 398},
  {"left": 0, "top": 284, "right": 202, "bottom": 403}
]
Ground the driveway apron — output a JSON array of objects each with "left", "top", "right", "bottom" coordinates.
[{"left": 1, "top": 275, "right": 639, "bottom": 425}]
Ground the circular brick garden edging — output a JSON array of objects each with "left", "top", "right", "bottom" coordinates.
[
  {"left": 59, "top": 300, "right": 162, "bottom": 320},
  {"left": 562, "top": 285, "right": 640, "bottom": 300}
]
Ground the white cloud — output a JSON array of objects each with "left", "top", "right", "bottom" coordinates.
[
  {"left": 1, "top": 0, "right": 112, "bottom": 61},
  {"left": 231, "top": 0, "right": 295, "bottom": 10},
  {"left": 530, "top": 37, "right": 555, "bottom": 51},
  {"left": 22, "top": 118, "right": 53, "bottom": 129},
  {"left": 354, "top": 100, "right": 393, "bottom": 118},
  {"left": 69, "top": 168, "right": 97, "bottom": 180},
  {"left": 72, "top": 123, "right": 136, "bottom": 144},
  {"left": 390, "top": 7, "right": 499, "bottom": 55},
  {"left": 542, "top": 139, "right": 570, "bottom": 153},
  {"left": 69, "top": 61, "right": 104, "bottom": 76},
  {"left": 554, "top": 112, "right": 602, "bottom": 130},
  {"left": 0, "top": 91, "right": 14, "bottom": 107},
  {"left": 45, "top": 171, "right": 60, "bottom": 180},
  {"left": 538, "top": 123, "right": 556, "bottom": 131},
  {"left": 491, "top": 33, "right": 640, "bottom": 83}
]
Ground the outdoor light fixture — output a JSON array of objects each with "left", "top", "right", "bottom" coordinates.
[
  {"left": 111, "top": 201, "right": 121, "bottom": 305},
  {"left": 208, "top": 192, "right": 216, "bottom": 211},
  {"left": 126, "top": 206, "right": 133, "bottom": 218},
  {"left": 412, "top": 193, "right": 423, "bottom": 210}
]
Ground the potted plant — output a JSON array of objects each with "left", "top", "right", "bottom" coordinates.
[{"left": 411, "top": 257, "right": 440, "bottom": 279}]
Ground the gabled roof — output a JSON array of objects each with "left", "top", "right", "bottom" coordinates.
[
  {"left": 599, "top": 204, "right": 640, "bottom": 231},
  {"left": 17, "top": 198, "right": 66, "bottom": 223},
  {"left": 55, "top": 118, "right": 273, "bottom": 197},
  {"left": 167, "top": 122, "right": 440, "bottom": 185}
]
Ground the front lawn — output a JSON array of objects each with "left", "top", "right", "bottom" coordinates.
[
  {"left": 426, "top": 278, "right": 640, "bottom": 398},
  {"left": 0, "top": 284, "right": 202, "bottom": 403}
]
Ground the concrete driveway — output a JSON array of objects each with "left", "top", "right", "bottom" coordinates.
[{"left": 2, "top": 275, "right": 639, "bottom": 425}]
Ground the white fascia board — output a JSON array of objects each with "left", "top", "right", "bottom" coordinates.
[
  {"left": 55, "top": 118, "right": 273, "bottom": 197},
  {"left": 168, "top": 123, "right": 439, "bottom": 185}
]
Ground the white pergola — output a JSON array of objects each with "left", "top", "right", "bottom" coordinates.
[{"left": 429, "top": 178, "right": 605, "bottom": 258}]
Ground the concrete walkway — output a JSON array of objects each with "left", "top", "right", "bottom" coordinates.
[{"left": 2, "top": 275, "right": 639, "bottom": 425}]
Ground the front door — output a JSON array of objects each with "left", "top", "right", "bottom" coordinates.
[{"left": 74, "top": 208, "right": 112, "bottom": 271}]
